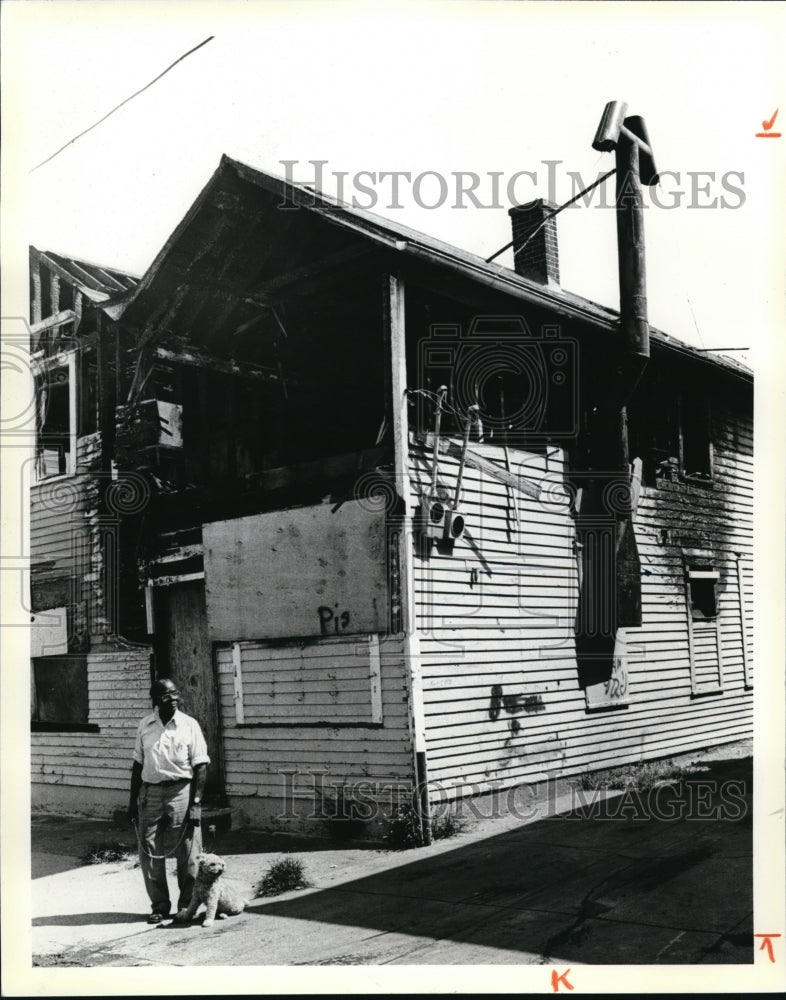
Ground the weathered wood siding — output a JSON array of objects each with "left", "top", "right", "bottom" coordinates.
[
  {"left": 409, "top": 400, "right": 753, "bottom": 800},
  {"left": 215, "top": 634, "right": 414, "bottom": 830},
  {"left": 31, "top": 647, "right": 151, "bottom": 814},
  {"left": 30, "top": 433, "right": 111, "bottom": 640},
  {"left": 220, "top": 635, "right": 383, "bottom": 725}
]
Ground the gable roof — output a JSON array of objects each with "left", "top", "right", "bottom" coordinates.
[
  {"left": 30, "top": 246, "right": 139, "bottom": 302},
  {"left": 103, "top": 154, "right": 750, "bottom": 380}
]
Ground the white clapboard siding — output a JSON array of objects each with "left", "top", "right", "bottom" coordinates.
[
  {"left": 408, "top": 401, "right": 753, "bottom": 801},
  {"left": 216, "top": 634, "right": 414, "bottom": 801},
  {"left": 216, "top": 635, "right": 383, "bottom": 725},
  {"left": 31, "top": 647, "right": 152, "bottom": 804}
]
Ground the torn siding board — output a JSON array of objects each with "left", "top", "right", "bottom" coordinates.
[
  {"left": 408, "top": 405, "right": 752, "bottom": 798},
  {"left": 31, "top": 647, "right": 151, "bottom": 813}
]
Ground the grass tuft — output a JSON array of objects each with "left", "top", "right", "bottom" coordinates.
[
  {"left": 255, "top": 855, "right": 310, "bottom": 897},
  {"left": 385, "top": 799, "right": 465, "bottom": 849},
  {"left": 81, "top": 841, "right": 134, "bottom": 865},
  {"left": 385, "top": 799, "right": 424, "bottom": 849},
  {"left": 431, "top": 809, "right": 466, "bottom": 841},
  {"left": 577, "top": 759, "right": 698, "bottom": 793}
]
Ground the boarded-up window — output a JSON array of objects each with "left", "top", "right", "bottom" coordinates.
[
  {"left": 203, "top": 502, "right": 389, "bottom": 643},
  {"left": 32, "top": 655, "right": 89, "bottom": 724},
  {"left": 217, "top": 634, "right": 382, "bottom": 726},
  {"left": 30, "top": 606, "right": 68, "bottom": 657}
]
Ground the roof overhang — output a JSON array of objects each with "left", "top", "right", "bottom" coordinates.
[{"left": 100, "top": 154, "right": 751, "bottom": 382}]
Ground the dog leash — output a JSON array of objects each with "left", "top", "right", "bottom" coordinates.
[{"left": 131, "top": 816, "right": 195, "bottom": 861}]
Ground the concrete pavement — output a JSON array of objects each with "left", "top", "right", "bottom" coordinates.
[{"left": 30, "top": 746, "right": 753, "bottom": 968}]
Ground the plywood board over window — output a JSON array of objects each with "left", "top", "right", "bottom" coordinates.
[
  {"left": 216, "top": 634, "right": 383, "bottom": 726},
  {"left": 203, "top": 501, "right": 389, "bottom": 642}
]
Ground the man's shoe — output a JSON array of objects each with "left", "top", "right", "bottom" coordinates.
[{"left": 147, "top": 912, "right": 166, "bottom": 924}]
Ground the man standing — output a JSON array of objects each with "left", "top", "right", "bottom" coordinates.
[{"left": 128, "top": 678, "right": 210, "bottom": 923}]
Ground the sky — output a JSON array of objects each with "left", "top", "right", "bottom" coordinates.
[{"left": 2, "top": 0, "right": 784, "bottom": 367}]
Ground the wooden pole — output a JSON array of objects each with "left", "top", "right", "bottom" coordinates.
[{"left": 615, "top": 135, "right": 649, "bottom": 378}]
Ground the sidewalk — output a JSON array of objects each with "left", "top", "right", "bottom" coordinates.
[{"left": 31, "top": 745, "right": 753, "bottom": 968}]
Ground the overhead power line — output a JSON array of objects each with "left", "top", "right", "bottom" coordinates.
[
  {"left": 30, "top": 36, "right": 215, "bottom": 173},
  {"left": 485, "top": 167, "right": 617, "bottom": 264}
]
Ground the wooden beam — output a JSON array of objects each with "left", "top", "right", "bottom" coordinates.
[
  {"left": 30, "top": 309, "right": 76, "bottom": 336},
  {"left": 249, "top": 445, "right": 390, "bottom": 494},
  {"left": 246, "top": 244, "right": 371, "bottom": 302},
  {"left": 419, "top": 432, "right": 541, "bottom": 498},
  {"left": 232, "top": 643, "right": 245, "bottom": 725},
  {"left": 94, "top": 267, "right": 132, "bottom": 293},
  {"left": 153, "top": 346, "right": 282, "bottom": 383},
  {"left": 383, "top": 272, "right": 431, "bottom": 842},
  {"left": 736, "top": 555, "right": 752, "bottom": 689},
  {"left": 31, "top": 262, "right": 42, "bottom": 325},
  {"left": 32, "top": 249, "right": 110, "bottom": 302},
  {"left": 147, "top": 572, "right": 204, "bottom": 586}
]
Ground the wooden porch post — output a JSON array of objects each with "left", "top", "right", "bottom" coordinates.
[{"left": 384, "top": 273, "right": 432, "bottom": 844}]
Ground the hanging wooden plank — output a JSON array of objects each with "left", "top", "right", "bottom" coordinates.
[{"left": 232, "top": 642, "right": 245, "bottom": 725}]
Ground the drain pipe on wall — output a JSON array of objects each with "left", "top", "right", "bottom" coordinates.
[{"left": 576, "top": 104, "right": 660, "bottom": 654}]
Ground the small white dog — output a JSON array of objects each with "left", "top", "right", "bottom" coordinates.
[{"left": 174, "top": 852, "right": 247, "bottom": 927}]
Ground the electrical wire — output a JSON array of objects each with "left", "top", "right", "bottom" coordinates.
[
  {"left": 485, "top": 167, "right": 617, "bottom": 264},
  {"left": 30, "top": 36, "right": 215, "bottom": 173}
]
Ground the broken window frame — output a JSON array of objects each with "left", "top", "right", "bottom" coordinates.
[
  {"left": 677, "top": 393, "right": 713, "bottom": 484},
  {"left": 33, "top": 352, "right": 77, "bottom": 482},
  {"left": 627, "top": 384, "right": 713, "bottom": 488},
  {"left": 683, "top": 550, "right": 724, "bottom": 696}
]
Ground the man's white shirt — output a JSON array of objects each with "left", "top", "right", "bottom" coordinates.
[{"left": 133, "top": 709, "right": 210, "bottom": 783}]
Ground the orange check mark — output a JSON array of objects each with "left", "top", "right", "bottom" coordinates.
[{"left": 762, "top": 109, "right": 779, "bottom": 131}]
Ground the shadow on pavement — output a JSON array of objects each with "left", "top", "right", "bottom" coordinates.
[
  {"left": 207, "top": 828, "right": 383, "bottom": 856},
  {"left": 242, "top": 757, "right": 753, "bottom": 965},
  {"left": 33, "top": 912, "right": 144, "bottom": 926}
]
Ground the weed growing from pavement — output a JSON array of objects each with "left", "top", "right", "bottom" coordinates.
[
  {"left": 255, "top": 856, "right": 310, "bottom": 897},
  {"left": 577, "top": 759, "right": 701, "bottom": 793},
  {"left": 81, "top": 841, "right": 135, "bottom": 865},
  {"left": 385, "top": 799, "right": 466, "bottom": 849},
  {"left": 385, "top": 800, "right": 423, "bottom": 849},
  {"left": 33, "top": 954, "right": 86, "bottom": 967},
  {"left": 432, "top": 809, "right": 466, "bottom": 841}
]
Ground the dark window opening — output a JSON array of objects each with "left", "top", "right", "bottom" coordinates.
[
  {"left": 59, "top": 280, "right": 74, "bottom": 314},
  {"left": 80, "top": 353, "right": 98, "bottom": 435},
  {"left": 680, "top": 395, "right": 712, "bottom": 480},
  {"left": 627, "top": 373, "right": 713, "bottom": 487},
  {"left": 41, "top": 270, "right": 52, "bottom": 319},
  {"left": 36, "top": 367, "right": 72, "bottom": 478},
  {"left": 685, "top": 550, "right": 719, "bottom": 621},
  {"left": 689, "top": 577, "right": 717, "bottom": 619},
  {"left": 31, "top": 655, "right": 89, "bottom": 725}
]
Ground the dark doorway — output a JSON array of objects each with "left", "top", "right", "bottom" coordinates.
[{"left": 152, "top": 582, "right": 224, "bottom": 802}]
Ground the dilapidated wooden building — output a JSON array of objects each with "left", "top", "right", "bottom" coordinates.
[{"left": 30, "top": 154, "right": 753, "bottom": 834}]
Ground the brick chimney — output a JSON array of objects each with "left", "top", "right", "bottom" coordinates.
[{"left": 508, "top": 199, "right": 560, "bottom": 286}]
